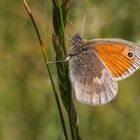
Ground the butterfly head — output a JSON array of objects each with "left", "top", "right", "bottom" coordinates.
[
  {"left": 68, "top": 34, "right": 89, "bottom": 58},
  {"left": 71, "top": 34, "right": 83, "bottom": 46}
]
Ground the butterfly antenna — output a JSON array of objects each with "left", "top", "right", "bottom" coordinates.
[
  {"left": 65, "top": 34, "right": 72, "bottom": 42},
  {"left": 64, "top": 34, "right": 79, "bottom": 46},
  {"left": 67, "top": 19, "right": 78, "bottom": 33},
  {"left": 81, "top": 14, "right": 86, "bottom": 37},
  {"left": 65, "top": 19, "right": 80, "bottom": 45}
]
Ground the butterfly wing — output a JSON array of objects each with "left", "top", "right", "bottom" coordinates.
[
  {"left": 92, "top": 39, "right": 140, "bottom": 81},
  {"left": 69, "top": 50, "right": 118, "bottom": 105}
]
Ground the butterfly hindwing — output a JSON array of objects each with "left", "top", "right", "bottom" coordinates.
[{"left": 69, "top": 49, "right": 118, "bottom": 105}]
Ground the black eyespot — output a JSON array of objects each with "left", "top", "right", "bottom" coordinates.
[{"left": 127, "top": 51, "right": 133, "bottom": 58}]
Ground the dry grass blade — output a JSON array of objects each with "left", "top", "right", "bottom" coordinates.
[{"left": 22, "top": 0, "right": 68, "bottom": 140}]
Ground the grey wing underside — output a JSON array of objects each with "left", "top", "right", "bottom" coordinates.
[{"left": 69, "top": 51, "right": 118, "bottom": 105}]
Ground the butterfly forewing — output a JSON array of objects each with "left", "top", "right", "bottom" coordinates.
[{"left": 92, "top": 39, "right": 140, "bottom": 81}]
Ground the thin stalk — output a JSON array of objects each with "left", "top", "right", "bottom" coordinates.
[
  {"left": 22, "top": 1, "right": 68, "bottom": 140},
  {"left": 57, "top": 0, "right": 67, "bottom": 56},
  {"left": 54, "top": 1, "right": 75, "bottom": 139},
  {"left": 52, "top": 0, "right": 82, "bottom": 139}
]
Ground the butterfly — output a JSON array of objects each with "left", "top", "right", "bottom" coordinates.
[{"left": 67, "top": 34, "right": 140, "bottom": 105}]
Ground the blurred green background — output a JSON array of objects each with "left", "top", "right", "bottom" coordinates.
[{"left": 1, "top": 0, "right": 140, "bottom": 140}]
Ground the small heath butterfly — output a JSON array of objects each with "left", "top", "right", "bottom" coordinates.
[{"left": 68, "top": 34, "right": 140, "bottom": 105}]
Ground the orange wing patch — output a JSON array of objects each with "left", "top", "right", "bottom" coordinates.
[{"left": 95, "top": 43, "right": 134, "bottom": 79}]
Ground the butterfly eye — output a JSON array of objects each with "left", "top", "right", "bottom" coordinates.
[
  {"left": 82, "top": 47, "right": 88, "bottom": 51},
  {"left": 127, "top": 51, "right": 133, "bottom": 58},
  {"left": 79, "top": 47, "right": 88, "bottom": 52}
]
